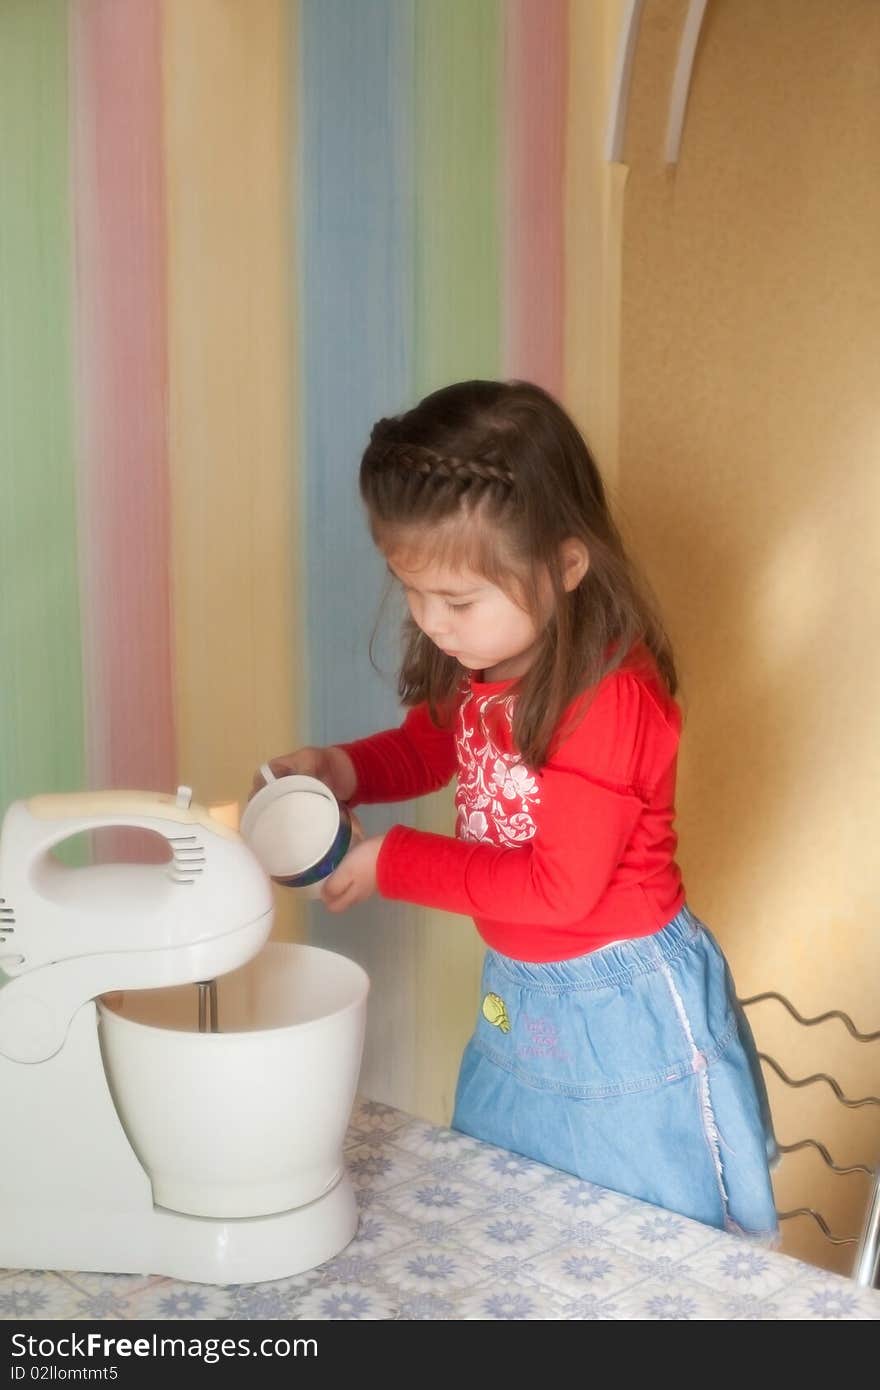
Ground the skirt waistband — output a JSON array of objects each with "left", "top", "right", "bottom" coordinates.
[{"left": 489, "top": 905, "right": 705, "bottom": 993}]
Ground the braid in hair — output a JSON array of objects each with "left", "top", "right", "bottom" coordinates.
[{"left": 363, "top": 421, "right": 515, "bottom": 497}]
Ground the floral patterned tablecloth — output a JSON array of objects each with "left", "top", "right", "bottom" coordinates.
[{"left": 3, "top": 1097, "right": 879, "bottom": 1321}]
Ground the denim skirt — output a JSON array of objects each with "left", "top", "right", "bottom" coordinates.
[{"left": 452, "top": 905, "right": 778, "bottom": 1237}]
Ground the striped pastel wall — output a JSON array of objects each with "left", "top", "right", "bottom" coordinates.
[{"left": 0, "top": 0, "right": 580, "bottom": 1120}]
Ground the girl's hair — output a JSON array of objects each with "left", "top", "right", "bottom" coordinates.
[{"left": 360, "top": 379, "right": 676, "bottom": 767}]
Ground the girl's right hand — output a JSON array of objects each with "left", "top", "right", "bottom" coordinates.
[{"left": 250, "top": 745, "right": 358, "bottom": 804}]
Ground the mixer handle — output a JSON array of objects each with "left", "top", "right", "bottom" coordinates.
[
  {"left": 0, "top": 788, "right": 269, "bottom": 988},
  {"left": 19, "top": 788, "right": 238, "bottom": 855}
]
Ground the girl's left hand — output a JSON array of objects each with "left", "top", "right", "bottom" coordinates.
[{"left": 321, "top": 835, "right": 384, "bottom": 913}]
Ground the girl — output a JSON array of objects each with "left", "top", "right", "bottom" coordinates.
[{"left": 261, "top": 379, "right": 778, "bottom": 1238}]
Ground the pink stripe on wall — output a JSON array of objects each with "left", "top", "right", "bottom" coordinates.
[
  {"left": 503, "top": 0, "right": 567, "bottom": 396},
  {"left": 72, "top": 0, "right": 176, "bottom": 797}
]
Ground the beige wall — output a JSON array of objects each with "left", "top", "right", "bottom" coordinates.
[
  {"left": 408, "top": 0, "right": 879, "bottom": 1276},
  {"left": 613, "top": 0, "right": 880, "bottom": 1273}
]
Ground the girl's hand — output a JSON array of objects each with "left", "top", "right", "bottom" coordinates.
[
  {"left": 321, "top": 836, "right": 384, "bottom": 913},
  {"left": 250, "top": 745, "right": 357, "bottom": 803}
]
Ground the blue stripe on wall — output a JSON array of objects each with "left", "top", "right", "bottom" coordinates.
[{"left": 298, "top": 0, "right": 417, "bottom": 1106}]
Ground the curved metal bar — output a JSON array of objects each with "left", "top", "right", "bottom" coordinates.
[
  {"left": 664, "top": 0, "right": 709, "bottom": 163},
  {"left": 604, "top": 0, "right": 645, "bottom": 162},
  {"left": 759, "top": 1052, "right": 880, "bottom": 1108},
  {"left": 778, "top": 1139, "right": 873, "bottom": 1177},
  {"left": 778, "top": 1208, "right": 858, "bottom": 1246},
  {"left": 739, "top": 991, "right": 880, "bottom": 1043},
  {"left": 854, "top": 1172, "right": 880, "bottom": 1289}
]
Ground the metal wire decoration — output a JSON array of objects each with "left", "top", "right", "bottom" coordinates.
[{"left": 739, "top": 991, "right": 880, "bottom": 1287}]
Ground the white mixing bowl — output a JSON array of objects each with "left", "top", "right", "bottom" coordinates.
[{"left": 97, "top": 942, "right": 368, "bottom": 1219}]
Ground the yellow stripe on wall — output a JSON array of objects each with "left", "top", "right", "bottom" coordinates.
[
  {"left": 163, "top": 0, "right": 300, "bottom": 936},
  {"left": 564, "top": 0, "right": 628, "bottom": 490}
]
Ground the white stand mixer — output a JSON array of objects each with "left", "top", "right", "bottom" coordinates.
[{"left": 0, "top": 788, "right": 367, "bottom": 1285}]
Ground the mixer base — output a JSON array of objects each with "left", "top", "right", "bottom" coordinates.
[{"left": 1, "top": 1171, "right": 359, "bottom": 1286}]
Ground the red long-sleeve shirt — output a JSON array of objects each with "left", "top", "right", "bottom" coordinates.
[{"left": 339, "top": 653, "right": 685, "bottom": 963}]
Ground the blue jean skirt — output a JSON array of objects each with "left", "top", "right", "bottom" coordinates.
[{"left": 452, "top": 905, "right": 778, "bottom": 1238}]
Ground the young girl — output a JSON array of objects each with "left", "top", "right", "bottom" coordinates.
[{"left": 260, "top": 379, "right": 778, "bottom": 1239}]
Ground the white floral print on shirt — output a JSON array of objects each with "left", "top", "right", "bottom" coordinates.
[{"left": 455, "top": 691, "right": 540, "bottom": 847}]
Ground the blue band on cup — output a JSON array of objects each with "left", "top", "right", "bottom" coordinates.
[{"left": 271, "top": 803, "right": 353, "bottom": 888}]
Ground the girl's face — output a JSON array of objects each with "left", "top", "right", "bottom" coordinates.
[{"left": 387, "top": 553, "right": 548, "bottom": 682}]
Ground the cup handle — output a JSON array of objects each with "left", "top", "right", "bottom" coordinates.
[{"left": 259, "top": 762, "right": 277, "bottom": 785}]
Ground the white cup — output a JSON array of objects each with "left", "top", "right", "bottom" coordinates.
[{"left": 240, "top": 766, "right": 355, "bottom": 900}]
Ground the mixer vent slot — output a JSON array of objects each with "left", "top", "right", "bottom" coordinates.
[
  {"left": 0, "top": 898, "right": 14, "bottom": 934},
  {"left": 168, "top": 834, "right": 206, "bottom": 884}
]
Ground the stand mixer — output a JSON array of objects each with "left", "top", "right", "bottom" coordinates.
[{"left": 0, "top": 787, "right": 368, "bottom": 1285}]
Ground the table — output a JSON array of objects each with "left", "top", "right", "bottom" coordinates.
[{"left": 2, "top": 1098, "right": 878, "bottom": 1320}]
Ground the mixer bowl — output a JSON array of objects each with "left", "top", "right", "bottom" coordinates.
[{"left": 97, "top": 942, "right": 368, "bottom": 1219}]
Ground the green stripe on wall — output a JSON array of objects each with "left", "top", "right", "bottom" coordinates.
[
  {"left": 414, "top": 0, "right": 502, "bottom": 395},
  {"left": 412, "top": 0, "right": 503, "bottom": 1122},
  {"left": 0, "top": 0, "right": 85, "bottom": 810}
]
